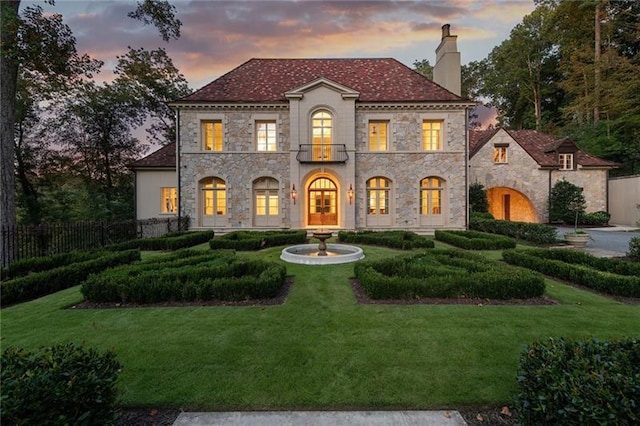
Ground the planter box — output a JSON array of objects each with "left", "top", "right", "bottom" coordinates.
[{"left": 564, "top": 232, "right": 590, "bottom": 247}]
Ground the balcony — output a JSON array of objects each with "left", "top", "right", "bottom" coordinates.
[{"left": 297, "top": 144, "right": 349, "bottom": 163}]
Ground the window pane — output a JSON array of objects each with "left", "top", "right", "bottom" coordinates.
[
  {"left": 369, "top": 121, "right": 388, "bottom": 151},
  {"left": 203, "top": 121, "right": 223, "bottom": 151},
  {"left": 257, "top": 121, "right": 276, "bottom": 151},
  {"left": 268, "top": 194, "right": 279, "bottom": 215},
  {"left": 161, "top": 187, "right": 177, "bottom": 213},
  {"left": 423, "top": 121, "right": 442, "bottom": 150},
  {"left": 256, "top": 193, "right": 266, "bottom": 215}
]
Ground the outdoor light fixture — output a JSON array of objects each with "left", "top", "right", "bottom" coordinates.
[
  {"left": 291, "top": 184, "right": 297, "bottom": 204},
  {"left": 347, "top": 184, "right": 354, "bottom": 205}
]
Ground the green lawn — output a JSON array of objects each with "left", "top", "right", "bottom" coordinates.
[{"left": 1, "top": 244, "right": 639, "bottom": 410}]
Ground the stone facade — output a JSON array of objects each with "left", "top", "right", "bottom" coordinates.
[{"left": 178, "top": 90, "right": 469, "bottom": 232}]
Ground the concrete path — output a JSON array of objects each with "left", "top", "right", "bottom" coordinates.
[{"left": 173, "top": 410, "right": 467, "bottom": 426}]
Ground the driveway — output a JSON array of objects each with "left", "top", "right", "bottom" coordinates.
[{"left": 554, "top": 225, "right": 638, "bottom": 257}]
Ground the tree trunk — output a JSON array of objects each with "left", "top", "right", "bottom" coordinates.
[
  {"left": 594, "top": 3, "right": 601, "bottom": 126},
  {"left": 1, "top": 0, "right": 21, "bottom": 265}
]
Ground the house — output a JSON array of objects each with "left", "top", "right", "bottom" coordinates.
[
  {"left": 131, "top": 24, "right": 475, "bottom": 232},
  {"left": 469, "top": 128, "right": 618, "bottom": 223},
  {"left": 130, "top": 142, "right": 177, "bottom": 220}
]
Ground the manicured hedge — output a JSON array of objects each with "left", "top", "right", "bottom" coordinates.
[
  {"left": 0, "top": 249, "right": 110, "bottom": 281},
  {"left": 502, "top": 248, "right": 640, "bottom": 297},
  {"left": 1, "top": 343, "right": 121, "bottom": 426},
  {"left": 106, "top": 230, "right": 214, "bottom": 251},
  {"left": 338, "top": 230, "right": 434, "bottom": 250},
  {"left": 434, "top": 230, "right": 516, "bottom": 250},
  {"left": 1, "top": 249, "right": 141, "bottom": 307},
  {"left": 353, "top": 249, "right": 545, "bottom": 300},
  {"left": 209, "top": 230, "right": 307, "bottom": 251},
  {"left": 516, "top": 338, "right": 640, "bottom": 425},
  {"left": 81, "top": 250, "right": 287, "bottom": 303},
  {"left": 470, "top": 217, "right": 557, "bottom": 245}
]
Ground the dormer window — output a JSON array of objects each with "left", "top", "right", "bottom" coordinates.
[{"left": 559, "top": 153, "right": 574, "bottom": 170}]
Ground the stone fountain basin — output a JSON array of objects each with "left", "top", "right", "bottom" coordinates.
[{"left": 280, "top": 244, "right": 365, "bottom": 265}]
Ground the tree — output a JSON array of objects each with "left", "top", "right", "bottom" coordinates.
[
  {"left": 114, "top": 47, "right": 190, "bottom": 145},
  {"left": 469, "top": 183, "right": 489, "bottom": 213},
  {"left": 549, "top": 179, "right": 585, "bottom": 225}
]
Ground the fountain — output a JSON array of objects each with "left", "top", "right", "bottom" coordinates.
[{"left": 280, "top": 230, "right": 365, "bottom": 265}]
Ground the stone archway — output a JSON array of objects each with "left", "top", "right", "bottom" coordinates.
[{"left": 486, "top": 187, "right": 538, "bottom": 223}]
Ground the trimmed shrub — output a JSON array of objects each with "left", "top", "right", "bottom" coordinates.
[
  {"left": 435, "top": 230, "right": 516, "bottom": 250},
  {"left": 338, "top": 230, "right": 434, "bottom": 250},
  {"left": 470, "top": 217, "right": 557, "bottom": 245},
  {"left": 469, "top": 182, "right": 489, "bottom": 213},
  {"left": 209, "top": 230, "right": 307, "bottom": 251},
  {"left": 81, "top": 250, "right": 287, "bottom": 303},
  {"left": 1, "top": 343, "right": 121, "bottom": 425},
  {"left": 549, "top": 179, "right": 586, "bottom": 224},
  {"left": 580, "top": 210, "right": 611, "bottom": 226},
  {"left": 0, "top": 249, "right": 110, "bottom": 281},
  {"left": 470, "top": 211, "right": 495, "bottom": 220},
  {"left": 516, "top": 338, "right": 640, "bottom": 425},
  {"left": 502, "top": 249, "right": 640, "bottom": 297},
  {"left": 1, "top": 249, "right": 140, "bottom": 307},
  {"left": 353, "top": 249, "right": 545, "bottom": 300},
  {"left": 106, "top": 230, "right": 214, "bottom": 251},
  {"left": 629, "top": 237, "right": 640, "bottom": 261}
]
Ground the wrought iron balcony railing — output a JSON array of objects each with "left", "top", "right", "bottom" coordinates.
[{"left": 296, "top": 144, "right": 349, "bottom": 163}]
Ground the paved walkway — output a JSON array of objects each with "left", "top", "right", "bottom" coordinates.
[{"left": 173, "top": 410, "right": 467, "bottom": 425}]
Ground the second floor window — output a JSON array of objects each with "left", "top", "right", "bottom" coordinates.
[
  {"left": 312, "top": 111, "right": 333, "bottom": 160},
  {"left": 493, "top": 146, "right": 508, "bottom": 163},
  {"left": 256, "top": 121, "right": 277, "bottom": 151},
  {"left": 422, "top": 120, "right": 443, "bottom": 150},
  {"left": 369, "top": 121, "right": 388, "bottom": 151},
  {"left": 203, "top": 121, "right": 223, "bottom": 151},
  {"left": 559, "top": 153, "right": 574, "bottom": 170}
]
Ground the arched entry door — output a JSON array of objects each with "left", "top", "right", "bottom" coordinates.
[{"left": 308, "top": 177, "right": 337, "bottom": 226}]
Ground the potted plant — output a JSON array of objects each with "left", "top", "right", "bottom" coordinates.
[{"left": 563, "top": 188, "right": 589, "bottom": 247}]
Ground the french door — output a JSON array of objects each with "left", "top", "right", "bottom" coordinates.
[{"left": 308, "top": 178, "right": 337, "bottom": 226}]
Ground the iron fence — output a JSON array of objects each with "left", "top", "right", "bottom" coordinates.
[{"left": 1, "top": 217, "right": 189, "bottom": 267}]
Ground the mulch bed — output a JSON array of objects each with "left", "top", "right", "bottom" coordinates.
[{"left": 350, "top": 279, "right": 558, "bottom": 306}]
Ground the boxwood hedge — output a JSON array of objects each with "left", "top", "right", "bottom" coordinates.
[
  {"left": 338, "top": 230, "right": 434, "bottom": 250},
  {"left": 434, "top": 230, "right": 516, "bottom": 250},
  {"left": 106, "top": 230, "right": 214, "bottom": 251},
  {"left": 209, "top": 230, "right": 307, "bottom": 250},
  {"left": 1, "top": 249, "right": 111, "bottom": 281},
  {"left": 81, "top": 250, "right": 287, "bottom": 303},
  {"left": 1, "top": 343, "right": 121, "bottom": 426},
  {"left": 470, "top": 217, "right": 557, "bottom": 245},
  {"left": 1, "top": 249, "right": 141, "bottom": 307},
  {"left": 502, "top": 248, "right": 640, "bottom": 297},
  {"left": 516, "top": 338, "right": 640, "bottom": 425},
  {"left": 353, "top": 249, "right": 545, "bottom": 300}
]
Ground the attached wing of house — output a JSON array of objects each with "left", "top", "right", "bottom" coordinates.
[{"left": 469, "top": 128, "right": 618, "bottom": 223}]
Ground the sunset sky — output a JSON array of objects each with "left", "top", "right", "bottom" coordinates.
[{"left": 35, "top": 0, "right": 536, "bottom": 91}]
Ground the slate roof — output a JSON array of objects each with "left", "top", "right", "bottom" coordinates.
[
  {"left": 130, "top": 142, "right": 176, "bottom": 169},
  {"left": 176, "top": 58, "right": 466, "bottom": 103},
  {"left": 470, "top": 129, "right": 618, "bottom": 168}
]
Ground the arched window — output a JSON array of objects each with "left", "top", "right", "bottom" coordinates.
[
  {"left": 311, "top": 111, "right": 332, "bottom": 160},
  {"left": 420, "top": 177, "right": 443, "bottom": 215},
  {"left": 367, "top": 177, "right": 390, "bottom": 215},
  {"left": 201, "top": 177, "right": 226, "bottom": 216},
  {"left": 254, "top": 177, "right": 279, "bottom": 226}
]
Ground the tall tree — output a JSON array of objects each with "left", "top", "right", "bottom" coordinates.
[{"left": 114, "top": 47, "right": 190, "bottom": 145}]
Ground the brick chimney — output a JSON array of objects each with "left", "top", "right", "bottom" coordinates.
[{"left": 433, "top": 24, "right": 461, "bottom": 96}]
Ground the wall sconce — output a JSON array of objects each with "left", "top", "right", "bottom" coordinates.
[
  {"left": 347, "top": 184, "right": 354, "bottom": 205},
  {"left": 291, "top": 184, "right": 297, "bottom": 204}
]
